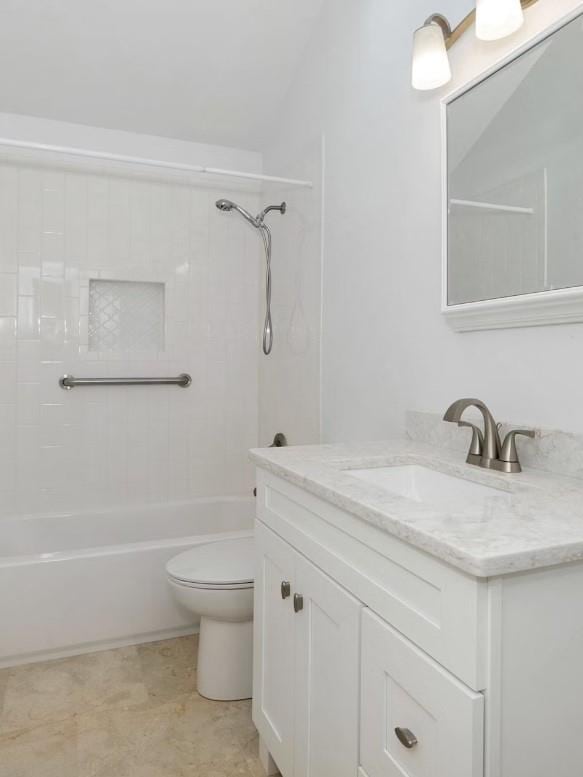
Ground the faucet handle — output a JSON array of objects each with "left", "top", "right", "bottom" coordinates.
[
  {"left": 457, "top": 421, "right": 484, "bottom": 456},
  {"left": 500, "top": 429, "right": 535, "bottom": 464}
]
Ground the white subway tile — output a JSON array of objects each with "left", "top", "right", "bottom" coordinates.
[
  {"left": 40, "top": 278, "right": 65, "bottom": 319},
  {"left": 17, "top": 382, "right": 40, "bottom": 425},
  {"left": 17, "top": 295, "right": 40, "bottom": 340},
  {"left": 0, "top": 446, "right": 16, "bottom": 491},
  {"left": 17, "top": 340, "right": 41, "bottom": 382},
  {"left": 18, "top": 265, "right": 41, "bottom": 296},
  {"left": 40, "top": 403, "right": 65, "bottom": 446},
  {"left": 0, "top": 160, "right": 260, "bottom": 516},
  {"left": 38, "top": 444, "right": 66, "bottom": 489},
  {"left": 0, "top": 317, "right": 17, "bottom": 359},
  {"left": 41, "top": 232, "right": 65, "bottom": 277},
  {"left": 0, "top": 363, "right": 17, "bottom": 404},
  {"left": 0, "top": 166, "right": 18, "bottom": 272},
  {"left": 18, "top": 169, "right": 43, "bottom": 255},
  {"left": 42, "top": 184, "right": 65, "bottom": 235},
  {"left": 0, "top": 274, "right": 18, "bottom": 316}
]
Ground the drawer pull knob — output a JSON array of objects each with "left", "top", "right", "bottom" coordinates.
[
  {"left": 281, "top": 581, "right": 291, "bottom": 600},
  {"left": 395, "top": 727, "right": 418, "bottom": 749},
  {"left": 294, "top": 593, "right": 304, "bottom": 613}
]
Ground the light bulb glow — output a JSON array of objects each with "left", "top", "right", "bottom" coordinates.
[
  {"left": 411, "top": 23, "right": 452, "bottom": 91},
  {"left": 476, "top": 0, "right": 524, "bottom": 41}
]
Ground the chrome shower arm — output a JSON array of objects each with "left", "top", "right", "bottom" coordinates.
[{"left": 257, "top": 202, "right": 286, "bottom": 224}]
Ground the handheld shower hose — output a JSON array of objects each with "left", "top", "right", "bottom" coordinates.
[{"left": 215, "top": 199, "right": 286, "bottom": 355}]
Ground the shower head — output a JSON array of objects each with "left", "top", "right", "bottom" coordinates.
[
  {"left": 215, "top": 199, "right": 259, "bottom": 228},
  {"left": 215, "top": 199, "right": 287, "bottom": 228}
]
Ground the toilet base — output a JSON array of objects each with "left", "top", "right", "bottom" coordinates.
[{"left": 196, "top": 616, "right": 253, "bottom": 701}]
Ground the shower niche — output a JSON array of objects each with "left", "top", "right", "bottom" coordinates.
[{"left": 88, "top": 279, "right": 165, "bottom": 353}]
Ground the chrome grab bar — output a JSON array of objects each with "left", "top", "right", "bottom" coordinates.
[{"left": 59, "top": 373, "right": 192, "bottom": 390}]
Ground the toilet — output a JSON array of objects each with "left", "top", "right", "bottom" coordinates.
[{"left": 166, "top": 536, "right": 254, "bottom": 701}]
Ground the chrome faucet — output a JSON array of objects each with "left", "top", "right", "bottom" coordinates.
[{"left": 443, "top": 398, "right": 534, "bottom": 473}]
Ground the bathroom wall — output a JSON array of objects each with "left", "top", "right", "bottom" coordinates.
[
  {"left": 0, "top": 113, "right": 262, "bottom": 174},
  {"left": 259, "top": 137, "right": 323, "bottom": 446},
  {"left": 265, "top": 0, "right": 583, "bottom": 440},
  {"left": 0, "top": 114, "right": 263, "bottom": 516}
]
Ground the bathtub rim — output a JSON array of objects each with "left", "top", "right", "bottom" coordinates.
[
  {"left": 0, "top": 527, "right": 254, "bottom": 568},
  {"left": 0, "top": 494, "right": 255, "bottom": 566},
  {"left": 0, "top": 494, "right": 254, "bottom": 526}
]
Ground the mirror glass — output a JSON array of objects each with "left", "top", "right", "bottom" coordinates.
[{"left": 447, "top": 14, "right": 583, "bottom": 306}]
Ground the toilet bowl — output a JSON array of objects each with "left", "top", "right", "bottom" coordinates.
[{"left": 166, "top": 536, "right": 254, "bottom": 701}]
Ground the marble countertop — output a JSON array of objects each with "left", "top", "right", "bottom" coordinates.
[{"left": 249, "top": 439, "right": 583, "bottom": 578}]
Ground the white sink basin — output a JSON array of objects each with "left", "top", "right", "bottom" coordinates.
[{"left": 346, "top": 464, "right": 508, "bottom": 511}]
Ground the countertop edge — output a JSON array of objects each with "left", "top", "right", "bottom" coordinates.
[{"left": 249, "top": 449, "right": 583, "bottom": 579}]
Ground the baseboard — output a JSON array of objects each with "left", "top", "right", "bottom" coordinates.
[{"left": 0, "top": 624, "right": 200, "bottom": 669}]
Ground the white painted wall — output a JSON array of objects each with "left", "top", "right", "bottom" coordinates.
[
  {"left": 0, "top": 112, "right": 262, "bottom": 173},
  {"left": 266, "top": 0, "right": 583, "bottom": 440},
  {"left": 0, "top": 114, "right": 263, "bottom": 515}
]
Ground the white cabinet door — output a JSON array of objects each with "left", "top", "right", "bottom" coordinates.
[
  {"left": 294, "top": 553, "right": 362, "bottom": 777},
  {"left": 253, "top": 521, "right": 297, "bottom": 777},
  {"left": 360, "top": 610, "right": 484, "bottom": 777}
]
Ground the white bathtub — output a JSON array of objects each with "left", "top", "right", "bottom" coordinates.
[{"left": 0, "top": 497, "right": 254, "bottom": 667}]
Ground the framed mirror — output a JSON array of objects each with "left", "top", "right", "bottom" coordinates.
[{"left": 442, "top": 9, "right": 583, "bottom": 332}]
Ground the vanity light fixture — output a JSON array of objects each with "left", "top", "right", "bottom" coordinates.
[
  {"left": 411, "top": 0, "right": 539, "bottom": 91},
  {"left": 476, "top": 0, "right": 525, "bottom": 40}
]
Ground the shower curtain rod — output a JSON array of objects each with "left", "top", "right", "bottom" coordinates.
[{"left": 0, "top": 137, "right": 314, "bottom": 189}]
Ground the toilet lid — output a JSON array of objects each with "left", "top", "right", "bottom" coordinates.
[{"left": 166, "top": 536, "right": 254, "bottom": 587}]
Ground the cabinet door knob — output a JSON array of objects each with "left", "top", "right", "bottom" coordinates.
[
  {"left": 281, "top": 581, "right": 291, "bottom": 600},
  {"left": 395, "top": 727, "right": 418, "bottom": 749},
  {"left": 293, "top": 593, "right": 304, "bottom": 613}
]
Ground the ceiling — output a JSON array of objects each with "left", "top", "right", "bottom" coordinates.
[{"left": 0, "top": 0, "right": 324, "bottom": 151}]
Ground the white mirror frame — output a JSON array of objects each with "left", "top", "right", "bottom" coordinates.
[{"left": 441, "top": 6, "right": 583, "bottom": 333}]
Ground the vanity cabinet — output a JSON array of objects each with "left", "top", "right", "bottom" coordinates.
[
  {"left": 253, "top": 470, "right": 486, "bottom": 777},
  {"left": 254, "top": 466, "right": 583, "bottom": 777},
  {"left": 253, "top": 520, "right": 362, "bottom": 777}
]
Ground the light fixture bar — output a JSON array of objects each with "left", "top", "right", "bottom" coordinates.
[{"left": 412, "top": 0, "right": 540, "bottom": 90}]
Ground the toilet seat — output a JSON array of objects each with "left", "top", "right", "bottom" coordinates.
[
  {"left": 166, "top": 536, "right": 254, "bottom": 589},
  {"left": 169, "top": 578, "right": 253, "bottom": 591}
]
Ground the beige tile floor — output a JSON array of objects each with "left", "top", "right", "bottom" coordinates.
[{"left": 0, "top": 636, "right": 270, "bottom": 777}]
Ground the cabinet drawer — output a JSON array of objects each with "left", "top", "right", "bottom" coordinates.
[
  {"left": 360, "top": 609, "right": 484, "bottom": 777},
  {"left": 257, "top": 470, "right": 487, "bottom": 689}
]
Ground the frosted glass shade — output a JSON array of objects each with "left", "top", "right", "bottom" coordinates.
[
  {"left": 412, "top": 23, "right": 452, "bottom": 91},
  {"left": 476, "top": 0, "right": 524, "bottom": 41}
]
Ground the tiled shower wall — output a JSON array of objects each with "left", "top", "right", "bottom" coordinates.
[
  {"left": 259, "top": 137, "right": 322, "bottom": 446},
  {"left": 0, "top": 157, "right": 260, "bottom": 516}
]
